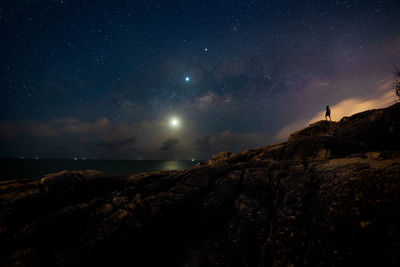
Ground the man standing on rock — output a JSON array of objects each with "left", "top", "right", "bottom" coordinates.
[{"left": 325, "top": 105, "right": 331, "bottom": 121}]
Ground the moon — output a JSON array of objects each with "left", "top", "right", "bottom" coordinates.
[
  {"left": 185, "top": 76, "right": 190, "bottom": 82},
  {"left": 170, "top": 118, "right": 180, "bottom": 127}
]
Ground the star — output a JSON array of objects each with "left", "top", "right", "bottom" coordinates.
[
  {"left": 185, "top": 76, "right": 190, "bottom": 82},
  {"left": 204, "top": 48, "right": 208, "bottom": 52}
]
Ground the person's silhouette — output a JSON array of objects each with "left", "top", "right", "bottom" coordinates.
[{"left": 325, "top": 105, "right": 331, "bottom": 121}]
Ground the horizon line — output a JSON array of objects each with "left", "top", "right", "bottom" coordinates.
[{"left": 0, "top": 157, "right": 205, "bottom": 161}]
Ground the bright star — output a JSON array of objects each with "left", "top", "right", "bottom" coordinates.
[
  {"left": 185, "top": 76, "right": 190, "bottom": 82},
  {"left": 204, "top": 48, "right": 208, "bottom": 51}
]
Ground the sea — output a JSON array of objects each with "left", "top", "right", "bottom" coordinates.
[{"left": 0, "top": 159, "right": 201, "bottom": 181}]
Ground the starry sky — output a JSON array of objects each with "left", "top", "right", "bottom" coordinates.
[{"left": 0, "top": 0, "right": 399, "bottom": 160}]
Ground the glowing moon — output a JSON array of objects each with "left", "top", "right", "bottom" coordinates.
[
  {"left": 185, "top": 76, "right": 190, "bottom": 82},
  {"left": 170, "top": 118, "right": 180, "bottom": 127}
]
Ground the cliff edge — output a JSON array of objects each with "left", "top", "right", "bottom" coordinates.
[{"left": 1, "top": 103, "right": 400, "bottom": 266}]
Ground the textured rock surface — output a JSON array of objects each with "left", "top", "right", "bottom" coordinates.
[{"left": 0, "top": 103, "right": 399, "bottom": 266}]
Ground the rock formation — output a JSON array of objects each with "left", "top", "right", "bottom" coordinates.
[{"left": 1, "top": 103, "right": 399, "bottom": 266}]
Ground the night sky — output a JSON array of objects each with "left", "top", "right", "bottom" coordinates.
[{"left": 1, "top": 0, "right": 399, "bottom": 160}]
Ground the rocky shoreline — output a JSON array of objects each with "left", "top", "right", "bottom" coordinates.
[{"left": 1, "top": 103, "right": 399, "bottom": 266}]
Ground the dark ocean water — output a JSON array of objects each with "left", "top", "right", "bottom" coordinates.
[{"left": 0, "top": 159, "right": 201, "bottom": 180}]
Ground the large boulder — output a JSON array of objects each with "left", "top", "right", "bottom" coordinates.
[
  {"left": 39, "top": 169, "right": 108, "bottom": 193},
  {"left": 333, "top": 103, "right": 400, "bottom": 155}
]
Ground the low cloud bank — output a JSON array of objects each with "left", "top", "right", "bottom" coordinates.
[
  {"left": 195, "top": 131, "right": 269, "bottom": 155},
  {"left": 0, "top": 117, "right": 270, "bottom": 160},
  {"left": 275, "top": 89, "right": 397, "bottom": 141}
]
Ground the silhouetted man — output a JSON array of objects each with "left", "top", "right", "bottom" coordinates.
[{"left": 325, "top": 105, "right": 331, "bottom": 121}]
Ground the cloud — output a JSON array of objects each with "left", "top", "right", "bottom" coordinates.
[
  {"left": 274, "top": 120, "right": 308, "bottom": 142},
  {"left": 86, "top": 137, "right": 137, "bottom": 149},
  {"left": 275, "top": 88, "right": 397, "bottom": 141},
  {"left": 0, "top": 117, "right": 143, "bottom": 157},
  {"left": 194, "top": 135, "right": 212, "bottom": 152},
  {"left": 0, "top": 122, "right": 19, "bottom": 138},
  {"left": 28, "top": 122, "right": 60, "bottom": 137},
  {"left": 159, "top": 138, "right": 179, "bottom": 151},
  {"left": 0, "top": 121, "right": 60, "bottom": 138},
  {"left": 195, "top": 130, "right": 269, "bottom": 154},
  {"left": 50, "top": 118, "right": 141, "bottom": 145},
  {"left": 57, "top": 118, "right": 140, "bottom": 153},
  {"left": 308, "top": 90, "right": 396, "bottom": 123}
]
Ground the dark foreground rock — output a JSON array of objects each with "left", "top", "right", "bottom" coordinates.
[{"left": 1, "top": 103, "right": 400, "bottom": 267}]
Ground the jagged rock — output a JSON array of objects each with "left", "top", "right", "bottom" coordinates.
[
  {"left": 256, "top": 102, "right": 400, "bottom": 161},
  {"left": 39, "top": 169, "right": 107, "bottom": 193},
  {"left": 263, "top": 155, "right": 400, "bottom": 267},
  {"left": 288, "top": 120, "right": 338, "bottom": 142},
  {"left": 0, "top": 103, "right": 399, "bottom": 266},
  {"left": 208, "top": 151, "right": 232, "bottom": 164},
  {"left": 333, "top": 103, "right": 400, "bottom": 155}
]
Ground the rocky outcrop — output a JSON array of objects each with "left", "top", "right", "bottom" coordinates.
[
  {"left": 225, "top": 103, "right": 400, "bottom": 162},
  {"left": 0, "top": 103, "right": 399, "bottom": 266}
]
